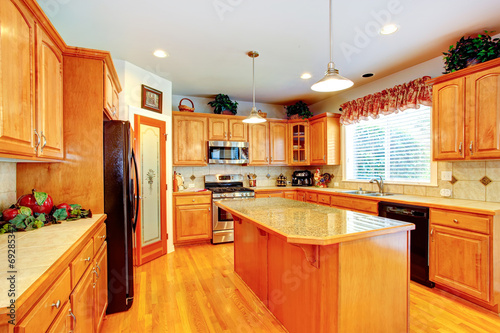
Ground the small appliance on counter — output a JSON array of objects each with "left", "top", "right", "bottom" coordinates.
[
  {"left": 291, "top": 170, "right": 314, "bottom": 186},
  {"left": 276, "top": 173, "right": 287, "bottom": 187}
]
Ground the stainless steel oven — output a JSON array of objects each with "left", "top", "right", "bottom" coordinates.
[{"left": 208, "top": 141, "right": 249, "bottom": 164}]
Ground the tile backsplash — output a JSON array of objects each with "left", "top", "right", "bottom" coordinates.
[
  {"left": 174, "top": 160, "right": 500, "bottom": 203},
  {"left": 0, "top": 162, "right": 16, "bottom": 211}
]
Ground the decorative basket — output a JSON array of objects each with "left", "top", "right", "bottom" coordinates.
[
  {"left": 289, "top": 114, "right": 300, "bottom": 120},
  {"left": 258, "top": 110, "right": 267, "bottom": 118},
  {"left": 178, "top": 98, "right": 195, "bottom": 112}
]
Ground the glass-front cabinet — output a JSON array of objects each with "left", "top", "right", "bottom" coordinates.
[{"left": 288, "top": 121, "right": 309, "bottom": 165}]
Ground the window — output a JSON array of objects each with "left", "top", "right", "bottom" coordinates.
[{"left": 344, "top": 106, "right": 434, "bottom": 184}]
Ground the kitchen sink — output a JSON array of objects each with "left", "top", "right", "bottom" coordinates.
[
  {"left": 363, "top": 192, "right": 395, "bottom": 197},
  {"left": 341, "top": 190, "right": 376, "bottom": 195}
]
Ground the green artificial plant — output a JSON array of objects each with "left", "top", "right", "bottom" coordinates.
[
  {"left": 207, "top": 94, "right": 238, "bottom": 114},
  {"left": 285, "top": 101, "right": 313, "bottom": 119},
  {"left": 443, "top": 31, "right": 500, "bottom": 74}
]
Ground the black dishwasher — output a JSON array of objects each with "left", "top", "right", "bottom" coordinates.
[{"left": 379, "top": 202, "right": 435, "bottom": 288}]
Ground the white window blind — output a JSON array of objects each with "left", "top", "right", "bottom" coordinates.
[{"left": 344, "top": 106, "right": 432, "bottom": 184}]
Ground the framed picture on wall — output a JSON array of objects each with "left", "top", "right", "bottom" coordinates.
[{"left": 141, "top": 84, "right": 163, "bottom": 113}]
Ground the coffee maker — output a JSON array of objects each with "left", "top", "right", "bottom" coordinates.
[{"left": 291, "top": 170, "right": 313, "bottom": 186}]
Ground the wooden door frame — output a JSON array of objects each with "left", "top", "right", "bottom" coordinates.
[{"left": 134, "top": 114, "right": 167, "bottom": 266}]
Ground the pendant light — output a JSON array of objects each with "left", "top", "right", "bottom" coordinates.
[
  {"left": 243, "top": 51, "right": 266, "bottom": 124},
  {"left": 311, "top": 0, "right": 353, "bottom": 92}
]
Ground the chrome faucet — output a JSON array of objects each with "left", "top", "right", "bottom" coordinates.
[{"left": 369, "top": 176, "right": 384, "bottom": 194}]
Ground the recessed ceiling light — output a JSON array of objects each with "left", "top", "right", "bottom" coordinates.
[
  {"left": 380, "top": 24, "right": 398, "bottom": 35},
  {"left": 362, "top": 73, "right": 374, "bottom": 78},
  {"left": 153, "top": 49, "right": 169, "bottom": 58},
  {"left": 301, "top": 73, "right": 312, "bottom": 79}
]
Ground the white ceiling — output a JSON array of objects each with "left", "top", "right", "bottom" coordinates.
[{"left": 40, "top": 0, "right": 500, "bottom": 105}]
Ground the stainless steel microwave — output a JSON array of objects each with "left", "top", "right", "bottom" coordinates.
[{"left": 208, "top": 141, "right": 249, "bottom": 164}]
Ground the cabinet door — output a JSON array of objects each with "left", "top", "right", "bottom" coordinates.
[
  {"left": 208, "top": 118, "right": 228, "bottom": 140},
  {"left": 249, "top": 123, "right": 269, "bottom": 165},
  {"left": 432, "top": 78, "right": 466, "bottom": 160},
  {"left": 269, "top": 121, "right": 287, "bottom": 165},
  {"left": 310, "top": 118, "right": 326, "bottom": 165},
  {"left": 289, "top": 122, "right": 309, "bottom": 165},
  {"left": 36, "top": 26, "right": 64, "bottom": 159},
  {"left": 173, "top": 116, "right": 207, "bottom": 165},
  {"left": 228, "top": 119, "right": 247, "bottom": 141},
  {"left": 468, "top": 68, "right": 500, "bottom": 159},
  {"left": 430, "top": 225, "right": 489, "bottom": 302},
  {"left": 174, "top": 204, "right": 211, "bottom": 244},
  {"left": 283, "top": 191, "right": 297, "bottom": 200},
  {"left": 70, "top": 266, "right": 95, "bottom": 332},
  {"left": 0, "top": 0, "right": 36, "bottom": 157},
  {"left": 297, "top": 191, "right": 306, "bottom": 202},
  {"left": 95, "top": 243, "right": 108, "bottom": 333},
  {"left": 104, "top": 64, "right": 118, "bottom": 119}
]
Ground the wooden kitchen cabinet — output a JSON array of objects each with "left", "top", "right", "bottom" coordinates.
[
  {"left": 430, "top": 58, "right": 500, "bottom": 160},
  {"left": 208, "top": 117, "right": 247, "bottom": 141},
  {"left": 174, "top": 193, "right": 212, "bottom": 245},
  {"left": 269, "top": 120, "right": 288, "bottom": 165},
  {"left": 297, "top": 191, "right": 306, "bottom": 202},
  {"left": 70, "top": 266, "right": 95, "bottom": 332},
  {"left": 429, "top": 208, "right": 494, "bottom": 306},
  {"left": 47, "top": 301, "right": 72, "bottom": 333},
  {"left": 309, "top": 113, "right": 340, "bottom": 165},
  {"left": 104, "top": 63, "right": 120, "bottom": 120},
  {"left": 249, "top": 121, "right": 288, "bottom": 166},
  {"left": 0, "top": 0, "right": 64, "bottom": 160},
  {"left": 288, "top": 121, "right": 309, "bottom": 165},
  {"left": 330, "top": 195, "right": 379, "bottom": 215},
  {"left": 283, "top": 191, "right": 297, "bottom": 200},
  {"left": 249, "top": 122, "right": 269, "bottom": 165},
  {"left": 94, "top": 243, "right": 108, "bottom": 333},
  {"left": 173, "top": 113, "right": 208, "bottom": 166},
  {"left": 255, "top": 191, "right": 284, "bottom": 198}
]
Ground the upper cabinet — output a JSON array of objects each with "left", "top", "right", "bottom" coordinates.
[
  {"left": 104, "top": 64, "right": 120, "bottom": 120},
  {"left": 288, "top": 120, "right": 309, "bottom": 166},
  {"left": 0, "top": 0, "right": 65, "bottom": 160},
  {"left": 208, "top": 117, "right": 247, "bottom": 141},
  {"left": 173, "top": 113, "right": 208, "bottom": 166},
  {"left": 309, "top": 113, "right": 341, "bottom": 165},
  {"left": 269, "top": 121, "right": 287, "bottom": 165},
  {"left": 430, "top": 58, "right": 500, "bottom": 160},
  {"left": 248, "top": 122, "right": 269, "bottom": 165},
  {"left": 248, "top": 120, "right": 288, "bottom": 166}
]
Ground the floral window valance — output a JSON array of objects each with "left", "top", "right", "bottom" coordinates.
[{"left": 339, "top": 76, "right": 433, "bottom": 125}]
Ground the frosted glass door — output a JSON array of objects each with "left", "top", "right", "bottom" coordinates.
[{"left": 140, "top": 124, "right": 161, "bottom": 246}]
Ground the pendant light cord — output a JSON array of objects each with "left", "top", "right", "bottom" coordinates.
[
  {"left": 252, "top": 54, "right": 256, "bottom": 108},
  {"left": 329, "top": 0, "right": 333, "bottom": 63}
]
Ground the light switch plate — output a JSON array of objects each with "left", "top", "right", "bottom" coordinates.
[
  {"left": 441, "top": 171, "right": 452, "bottom": 181},
  {"left": 440, "top": 188, "right": 452, "bottom": 197}
]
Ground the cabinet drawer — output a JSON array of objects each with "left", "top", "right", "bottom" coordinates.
[
  {"left": 17, "top": 268, "right": 71, "bottom": 333},
  {"left": 331, "top": 196, "right": 352, "bottom": 209},
  {"left": 175, "top": 195, "right": 211, "bottom": 206},
  {"left": 317, "top": 194, "right": 330, "bottom": 205},
  {"left": 352, "top": 198, "right": 379, "bottom": 214},
  {"left": 94, "top": 223, "right": 106, "bottom": 253},
  {"left": 255, "top": 191, "right": 283, "bottom": 198},
  {"left": 430, "top": 209, "right": 490, "bottom": 234},
  {"left": 70, "top": 239, "right": 94, "bottom": 288},
  {"left": 306, "top": 192, "right": 318, "bottom": 203}
]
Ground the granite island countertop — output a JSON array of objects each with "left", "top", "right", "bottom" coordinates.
[
  {"left": 216, "top": 198, "right": 414, "bottom": 246},
  {"left": 0, "top": 214, "right": 106, "bottom": 308}
]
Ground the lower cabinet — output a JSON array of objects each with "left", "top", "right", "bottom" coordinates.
[
  {"left": 174, "top": 193, "right": 212, "bottom": 245},
  {"left": 71, "top": 266, "right": 95, "bottom": 332},
  {"left": 47, "top": 301, "right": 72, "bottom": 333},
  {"left": 255, "top": 191, "right": 284, "bottom": 198},
  {"left": 330, "top": 196, "right": 378, "bottom": 215},
  {"left": 283, "top": 191, "right": 296, "bottom": 200},
  {"left": 95, "top": 244, "right": 108, "bottom": 332},
  {"left": 297, "top": 191, "right": 306, "bottom": 202}
]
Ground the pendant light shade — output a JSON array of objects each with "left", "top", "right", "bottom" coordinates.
[
  {"left": 311, "top": 0, "right": 353, "bottom": 92},
  {"left": 243, "top": 51, "right": 266, "bottom": 124}
]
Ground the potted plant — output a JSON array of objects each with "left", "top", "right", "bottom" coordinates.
[
  {"left": 207, "top": 94, "right": 238, "bottom": 115},
  {"left": 443, "top": 31, "right": 500, "bottom": 74},
  {"left": 285, "top": 101, "right": 313, "bottom": 119}
]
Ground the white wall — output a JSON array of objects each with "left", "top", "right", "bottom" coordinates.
[
  {"left": 172, "top": 95, "right": 287, "bottom": 119},
  {"left": 114, "top": 60, "right": 174, "bottom": 254},
  {"left": 310, "top": 56, "right": 445, "bottom": 114}
]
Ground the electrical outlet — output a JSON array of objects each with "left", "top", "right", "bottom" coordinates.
[
  {"left": 440, "top": 188, "right": 452, "bottom": 197},
  {"left": 441, "top": 171, "right": 452, "bottom": 181},
  {"left": 334, "top": 182, "right": 339, "bottom": 187}
]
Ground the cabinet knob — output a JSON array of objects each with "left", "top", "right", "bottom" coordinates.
[
  {"left": 192, "top": 199, "right": 195, "bottom": 202},
  {"left": 84, "top": 256, "right": 91, "bottom": 262},
  {"left": 51, "top": 300, "right": 61, "bottom": 309},
  {"left": 470, "top": 141, "right": 473, "bottom": 155},
  {"left": 459, "top": 142, "right": 462, "bottom": 155},
  {"left": 453, "top": 219, "right": 459, "bottom": 224},
  {"left": 430, "top": 227, "right": 434, "bottom": 242},
  {"left": 229, "top": 132, "right": 232, "bottom": 139},
  {"left": 224, "top": 131, "right": 227, "bottom": 138},
  {"left": 99, "top": 235, "right": 106, "bottom": 239}
]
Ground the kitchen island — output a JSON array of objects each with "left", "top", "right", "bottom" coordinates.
[{"left": 216, "top": 198, "right": 415, "bottom": 333}]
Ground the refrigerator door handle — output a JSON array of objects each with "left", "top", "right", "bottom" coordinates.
[{"left": 131, "top": 149, "right": 140, "bottom": 232}]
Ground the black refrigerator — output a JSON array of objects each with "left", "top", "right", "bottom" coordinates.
[{"left": 103, "top": 120, "right": 139, "bottom": 314}]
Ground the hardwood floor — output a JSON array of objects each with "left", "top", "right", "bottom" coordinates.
[{"left": 102, "top": 243, "right": 500, "bottom": 332}]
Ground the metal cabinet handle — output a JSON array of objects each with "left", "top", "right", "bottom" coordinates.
[
  {"left": 470, "top": 141, "right": 473, "bottom": 155},
  {"left": 34, "top": 129, "right": 41, "bottom": 153},
  {"left": 93, "top": 267, "right": 99, "bottom": 279},
  {"left": 224, "top": 131, "right": 227, "bottom": 138},
  {"left": 229, "top": 132, "right": 232, "bottom": 139},
  {"left": 208, "top": 206, "right": 211, "bottom": 212},
  {"left": 204, "top": 156, "right": 207, "bottom": 162},
  {"left": 41, "top": 132, "right": 47, "bottom": 153},
  {"left": 84, "top": 256, "right": 91, "bottom": 262},
  {"left": 266, "top": 157, "right": 269, "bottom": 162},
  {"left": 99, "top": 235, "right": 106, "bottom": 239},
  {"left": 51, "top": 300, "right": 61, "bottom": 309},
  {"left": 96, "top": 262, "right": 101, "bottom": 276},
  {"left": 430, "top": 228, "right": 434, "bottom": 242},
  {"left": 192, "top": 199, "right": 195, "bottom": 202},
  {"left": 270, "top": 156, "right": 273, "bottom": 162},
  {"left": 69, "top": 309, "right": 77, "bottom": 327},
  {"left": 453, "top": 219, "right": 459, "bottom": 224},
  {"left": 323, "top": 155, "right": 326, "bottom": 161},
  {"left": 459, "top": 142, "right": 462, "bottom": 155}
]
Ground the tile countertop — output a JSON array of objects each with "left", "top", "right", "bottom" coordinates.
[
  {"left": 0, "top": 214, "right": 105, "bottom": 308},
  {"left": 254, "top": 186, "right": 500, "bottom": 215},
  {"left": 216, "top": 198, "right": 415, "bottom": 246}
]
